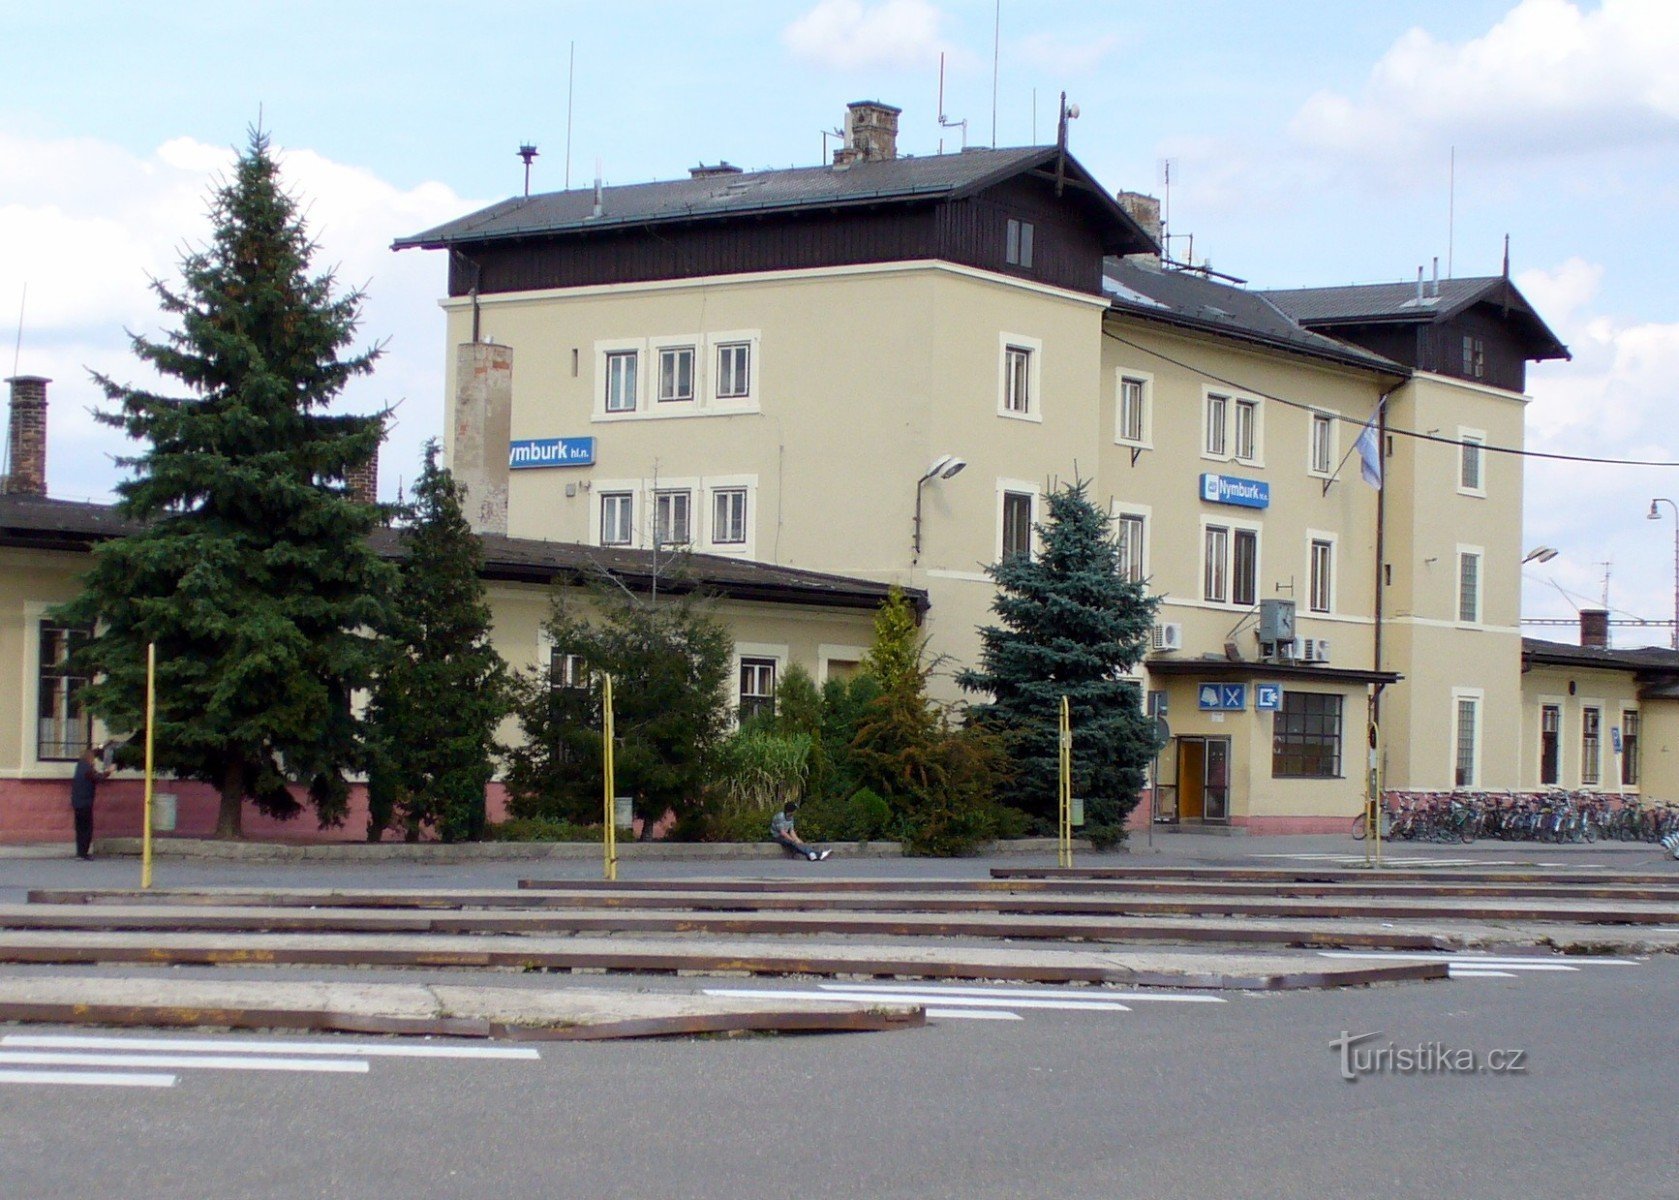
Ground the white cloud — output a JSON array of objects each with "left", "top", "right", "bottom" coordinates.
[
  {"left": 782, "top": 0, "right": 950, "bottom": 70},
  {"left": 0, "top": 132, "right": 478, "bottom": 503},
  {"left": 1291, "top": 0, "right": 1679, "bottom": 164}
]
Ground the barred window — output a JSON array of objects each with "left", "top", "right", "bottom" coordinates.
[
  {"left": 1272, "top": 692, "right": 1342, "bottom": 778},
  {"left": 37, "top": 622, "right": 93, "bottom": 762},
  {"left": 1581, "top": 706, "right": 1601, "bottom": 786},
  {"left": 1455, "top": 697, "right": 1479, "bottom": 787},
  {"left": 1540, "top": 704, "right": 1561, "bottom": 786},
  {"left": 1621, "top": 709, "right": 1640, "bottom": 787}
]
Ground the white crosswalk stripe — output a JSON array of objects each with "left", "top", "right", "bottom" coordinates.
[
  {"left": 702, "top": 981, "right": 1222, "bottom": 1024},
  {"left": 0, "top": 1032, "right": 543, "bottom": 1091},
  {"left": 1317, "top": 950, "right": 1642, "bottom": 982}
]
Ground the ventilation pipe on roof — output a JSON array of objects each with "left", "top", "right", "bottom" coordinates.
[
  {"left": 3, "top": 375, "right": 48, "bottom": 497},
  {"left": 1431, "top": 256, "right": 1440, "bottom": 298},
  {"left": 1416, "top": 266, "right": 1424, "bottom": 304}
]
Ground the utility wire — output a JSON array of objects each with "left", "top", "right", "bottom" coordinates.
[{"left": 1101, "top": 329, "right": 1679, "bottom": 469}]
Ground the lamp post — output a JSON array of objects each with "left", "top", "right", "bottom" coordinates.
[
  {"left": 1649, "top": 498, "right": 1679, "bottom": 651},
  {"left": 912, "top": 454, "right": 967, "bottom": 562}
]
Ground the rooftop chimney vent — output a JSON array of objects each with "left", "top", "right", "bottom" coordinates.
[{"left": 833, "top": 100, "right": 901, "bottom": 166}]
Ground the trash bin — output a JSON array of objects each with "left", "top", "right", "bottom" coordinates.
[{"left": 151, "top": 793, "right": 178, "bottom": 833}]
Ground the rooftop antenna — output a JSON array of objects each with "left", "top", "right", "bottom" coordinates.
[
  {"left": 592, "top": 159, "right": 603, "bottom": 218},
  {"left": 990, "top": 0, "right": 1000, "bottom": 146},
  {"left": 565, "top": 41, "right": 575, "bottom": 189},
  {"left": 1054, "top": 92, "right": 1079, "bottom": 196},
  {"left": 10, "top": 282, "right": 24, "bottom": 377},
  {"left": 1502, "top": 233, "right": 1510, "bottom": 278},
  {"left": 1160, "top": 158, "right": 1174, "bottom": 261},
  {"left": 1600, "top": 560, "right": 1613, "bottom": 609},
  {"left": 820, "top": 125, "right": 843, "bottom": 163},
  {"left": 517, "top": 143, "right": 539, "bottom": 197},
  {"left": 937, "top": 52, "right": 967, "bottom": 153},
  {"left": 1447, "top": 145, "right": 1456, "bottom": 278}
]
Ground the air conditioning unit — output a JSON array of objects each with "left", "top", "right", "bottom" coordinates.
[
  {"left": 1151, "top": 622, "right": 1184, "bottom": 652},
  {"left": 1280, "top": 636, "right": 1304, "bottom": 660},
  {"left": 1302, "top": 637, "right": 1331, "bottom": 664}
]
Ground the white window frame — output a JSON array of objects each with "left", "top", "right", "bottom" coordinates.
[
  {"left": 1580, "top": 701, "right": 1604, "bottom": 788},
  {"left": 1456, "top": 544, "right": 1484, "bottom": 625},
  {"left": 603, "top": 348, "right": 639, "bottom": 414},
  {"left": 1307, "top": 530, "right": 1336, "bottom": 615},
  {"left": 596, "top": 333, "right": 761, "bottom": 420},
  {"left": 1233, "top": 397, "right": 1262, "bottom": 465},
  {"left": 1457, "top": 427, "right": 1487, "bottom": 497},
  {"left": 1113, "top": 502, "right": 1150, "bottom": 585},
  {"left": 1308, "top": 412, "right": 1335, "bottom": 477},
  {"left": 1451, "top": 688, "right": 1484, "bottom": 789},
  {"left": 1204, "top": 392, "right": 1229, "bottom": 459},
  {"left": 996, "top": 478, "right": 1039, "bottom": 562},
  {"left": 1537, "top": 695, "right": 1565, "bottom": 787},
  {"left": 1200, "top": 518, "right": 1262, "bottom": 606},
  {"left": 654, "top": 488, "right": 693, "bottom": 547},
  {"left": 654, "top": 340, "right": 697, "bottom": 404},
  {"left": 1005, "top": 218, "right": 1035, "bottom": 268},
  {"left": 733, "top": 642, "right": 789, "bottom": 724},
  {"left": 599, "top": 490, "right": 635, "bottom": 546},
  {"left": 1203, "top": 523, "right": 1230, "bottom": 603},
  {"left": 705, "top": 331, "right": 761, "bottom": 411},
  {"left": 1115, "top": 370, "right": 1152, "bottom": 448},
  {"left": 997, "top": 333, "right": 1043, "bottom": 423},
  {"left": 704, "top": 474, "right": 758, "bottom": 557}
]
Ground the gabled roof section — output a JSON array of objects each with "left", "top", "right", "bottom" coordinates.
[
  {"left": 1521, "top": 637, "right": 1679, "bottom": 673},
  {"left": 394, "top": 146, "right": 1156, "bottom": 257},
  {"left": 1261, "top": 276, "right": 1570, "bottom": 362},
  {"left": 1104, "top": 259, "right": 1407, "bottom": 377}
]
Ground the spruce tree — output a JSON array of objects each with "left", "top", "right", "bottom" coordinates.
[
  {"left": 56, "top": 128, "right": 390, "bottom": 837},
  {"left": 957, "top": 479, "right": 1162, "bottom": 846},
  {"left": 366, "top": 442, "right": 509, "bottom": 842}
]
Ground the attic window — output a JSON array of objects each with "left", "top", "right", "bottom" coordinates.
[
  {"left": 1462, "top": 335, "right": 1485, "bottom": 379},
  {"left": 1006, "top": 219, "right": 1034, "bottom": 269}
]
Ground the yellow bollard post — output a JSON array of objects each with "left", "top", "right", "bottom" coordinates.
[
  {"left": 602, "top": 672, "right": 617, "bottom": 882},
  {"left": 141, "top": 642, "right": 156, "bottom": 890},
  {"left": 1058, "top": 695, "right": 1073, "bottom": 869}
]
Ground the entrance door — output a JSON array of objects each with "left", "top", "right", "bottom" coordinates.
[{"left": 1176, "top": 737, "right": 1231, "bottom": 824}]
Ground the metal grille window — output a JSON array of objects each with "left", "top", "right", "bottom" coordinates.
[
  {"left": 654, "top": 490, "right": 691, "bottom": 546},
  {"left": 739, "top": 658, "right": 777, "bottom": 723},
  {"left": 604, "top": 350, "right": 638, "bottom": 412},
  {"left": 1460, "top": 437, "right": 1483, "bottom": 491},
  {"left": 1310, "top": 540, "right": 1333, "bottom": 613},
  {"left": 548, "top": 651, "right": 588, "bottom": 691},
  {"left": 1203, "top": 525, "right": 1229, "bottom": 602},
  {"left": 1005, "top": 219, "right": 1034, "bottom": 267},
  {"left": 1205, "top": 394, "right": 1228, "bottom": 456},
  {"left": 1116, "top": 513, "right": 1146, "bottom": 584},
  {"left": 1310, "top": 414, "right": 1333, "bottom": 474},
  {"left": 37, "top": 622, "right": 92, "bottom": 762},
  {"left": 716, "top": 342, "right": 751, "bottom": 399},
  {"left": 1234, "top": 398, "right": 1258, "bottom": 462},
  {"left": 1232, "top": 529, "right": 1258, "bottom": 607},
  {"left": 1621, "top": 709, "right": 1640, "bottom": 786},
  {"left": 1458, "top": 552, "right": 1481, "bottom": 623},
  {"left": 1272, "top": 692, "right": 1342, "bottom": 778},
  {"left": 712, "top": 488, "right": 748, "bottom": 545},
  {"left": 1118, "top": 377, "right": 1146, "bottom": 443},
  {"left": 1003, "top": 346, "right": 1032, "bottom": 414},
  {"left": 1540, "top": 704, "right": 1561, "bottom": 785},
  {"left": 1455, "top": 697, "right": 1478, "bottom": 787},
  {"left": 1002, "top": 491, "right": 1034, "bottom": 561},
  {"left": 658, "top": 346, "right": 694, "bottom": 402},
  {"left": 600, "top": 492, "right": 634, "bottom": 546},
  {"left": 1581, "top": 706, "right": 1601, "bottom": 786}
]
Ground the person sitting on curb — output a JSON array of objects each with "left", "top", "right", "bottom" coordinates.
[{"left": 770, "top": 801, "right": 830, "bottom": 861}]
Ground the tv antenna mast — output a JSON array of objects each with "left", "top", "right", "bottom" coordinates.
[{"left": 937, "top": 53, "right": 967, "bottom": 153}]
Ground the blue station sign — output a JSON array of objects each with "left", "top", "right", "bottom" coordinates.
[
  {"left": 1200, "top": 473, "right": 1270, "bottom": 509},
  {"left": 1198, "top": 683, "right": 1247, "bottom": 711},
  {"left": 1255, "top": 683, "right": 1284, "bottom": 711},
  {"left": 509, "top": 437, "right": 596, "bottom": 469}
]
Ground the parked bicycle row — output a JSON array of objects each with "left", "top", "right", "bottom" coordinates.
[{"left": 1352, "top": 791, "right": 1679, "bottom": 844}]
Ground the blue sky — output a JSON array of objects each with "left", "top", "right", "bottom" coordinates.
[{"left": 5, "top": 0, "right": 1677, "bottom": 637}]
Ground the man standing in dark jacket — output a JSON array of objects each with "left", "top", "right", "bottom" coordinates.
[{"left": 70, "top": 744, "right": 109, "bottom": 860}]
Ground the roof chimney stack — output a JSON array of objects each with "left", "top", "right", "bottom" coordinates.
[
  {"left": 3, "top": 375, "right": 49, "bottom": 497},
  {"left": 1115, "top": 191, "right": 1163, "bottom": 265},
  {"left": 689, "top": 162, "right": 743, "bottom": 179},
  {"left": 347, "top": 441, "right": 379, "bottom": 509},
  {"left": 833, "top": 101, "right": 901, "bottom": 166},
  {"left": 1580, "top": 608, "right": 1610, "bottom": 650}
]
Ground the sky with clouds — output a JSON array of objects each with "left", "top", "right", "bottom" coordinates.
[{"left": 3, "top": 0, "right": 1677, "bottom": 642}]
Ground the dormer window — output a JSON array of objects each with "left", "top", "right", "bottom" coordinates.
[
  {"left": 1461, "top": 335, "right": 1485, "bottom": 379},
  {"left": 1005, "top": 219, "right": 1034, "bottom": 269}
]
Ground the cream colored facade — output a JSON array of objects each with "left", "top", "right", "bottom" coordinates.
[{"left": 0, "top": 547, "right": 95, "bottom": 786}]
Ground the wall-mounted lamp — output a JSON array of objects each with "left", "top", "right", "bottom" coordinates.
[
  {"left": 1522, "top": 546, "right": 1559, "bottom": 564},
  {"left": 913, "top": 454, "right": 967, "bottom": 561}
]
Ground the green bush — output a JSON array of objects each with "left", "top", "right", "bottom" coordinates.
[
  {"left": 484, "top": 817, "right": 602, "bottom": 843},
  {"left": 797, "top": 787, "right": 892, "bottom": 842}
]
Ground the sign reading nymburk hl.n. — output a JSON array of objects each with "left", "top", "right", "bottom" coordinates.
[
  {"left": 509, "top": 437, "right": 596, "bottom": 469},
  {"left": 1200, "top": 473, "right": 1270, "bottom": 509}
]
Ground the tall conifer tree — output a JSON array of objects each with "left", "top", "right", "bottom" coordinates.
[
  {"left": 958, "top": 479, "right": 1162, "bottom": 845},
  {"left": 366, "top": 442, "right": 509, "bottom": 842},
  {"left": 58, "top": 129, "right": 390, "bottom": 837}
]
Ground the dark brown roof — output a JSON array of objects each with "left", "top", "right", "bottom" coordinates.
[
  {"left": 393, "top": 146, "right": 1156, "bottom": 257},
  {"left": 0, "top": 494, "right": 922, "bottom": 614},
  {"left": 1143, "top": 656, "right": 1400, "bottom": 687},
  {"left": 1522, "top": 637, "right": 1679, "bottom": 673}
]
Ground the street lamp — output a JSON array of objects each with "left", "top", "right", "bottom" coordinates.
[
  {"left": 912, "top": 454, "right": 967, "bottom": 562},
  {"left": 1648, "top": 498, "right": 1679, "bottom": 651},
  {"left": 1522, "top": 546, "right": 1559, "bottom": 564}
]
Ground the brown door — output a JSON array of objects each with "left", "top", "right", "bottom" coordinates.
[{"left": 1177, "top": 738, "right": 1206, "bottom": 821}]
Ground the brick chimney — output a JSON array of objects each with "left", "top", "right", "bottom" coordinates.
[
  {"left": 3, "top": 375, "right": 49, "bottom": 497},
  {"left": 1580, "top": 609, "right": 1610, "bottom": 649},
  {"left": 347, "top": 442, "right": 379, "bottom": 507},
  {"left": 689, "top": 162, "right": 743, "bottom": 179},
  {"left": 833, "top": 101, "right": 900, "bottom": 165},
  {"left": 1116, "top": 191, "right": 1163, "bottom": 265}
]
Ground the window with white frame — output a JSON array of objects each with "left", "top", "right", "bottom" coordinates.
[
  {"left": 1234, "top": 398, "right": 1259, "bottom": 463},
  {"left": 658, "top": 346, "right": 695, "bottom": 403},
  {"left": 1454, "top": 695, "right": 1480, "bottom": 786},
  {"left": 1622, "top": 709, "right": 1640, "bottom": 786},
  {"left": 604, "top": 350, "right": 638, "bottom": 413},
  {"left": 1002, "top": 491, "right": 1034, "bottom": 561},
  {"left": 1539, "top": 703, "right": 1561, "bottom": 785},
  {"left": 1309, "top": 538, "right": 1333, "bottom": 613},
  {"left": 37, "top": 621, "right": 92, "bottom": 762},
  {"left": 1458, "top": 550, "right": 1482, "bottom": 623},
  {"left": 1203, "top": 525, "right": 1229, "bottom": 602},
  {"left": 1232, "top": 529, "right": 1258, "bottom": 607},
  {"left": 1459, "top": 431, "right": 1485, "bottom": 495},
  {"left": 1310, "top": 413, "right": 1334, "bottom": 475},
  {"left": 1581, "top": 706, "right": 1602, "bottom": 786},
  {"left": 1005, "top": 218, "right": 1035, "bottom": 268},
  {"left": 600, "top": 491, "right": 634, "bottom": 546},
  {"left": 1117, "top": 375, "right": 1148, "bottom": 445},
  {"left": 549, "top": 651, "right": 589, "bottom": 691},
  {"left": 1201, "top": 524, "right": 1258, "bottom": 606},
  {"left": 711, "top": 488, "right": 748, "bottom": 545},
  {"left": 654, "top": 489, "right": 692, "bottom": 546},
  {"left": 1462, "top": 335, "right": 1485, "bottom": 379},
  {"left": 1205, "top": 393, "right": 1229, "bottom": 457},
  {"left": 739, "top": 658, "right": 777, "bottom": 723},
  {"left": 1003, "top": 345, "right": 1032, "bottom": 415},
  {"left": 715, "top": 342, "right": 751, "bottom": 400},
  {"left": 1116, "top": 512, "right": 1147, "bottom": 584}
]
